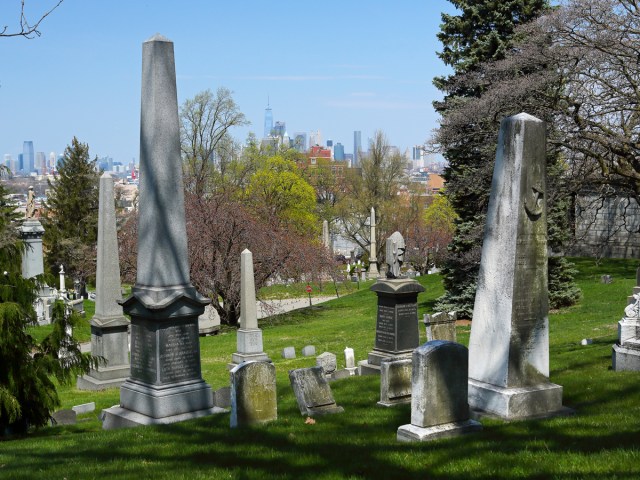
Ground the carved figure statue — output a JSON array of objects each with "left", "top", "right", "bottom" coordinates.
[
  {"left": 26, "top": 186, "right": 36, "bottom": 218},
  {"left": 625, "top": 293, "right": 640, "bottom": 318},
  {"left": 385, "top": 231, "right": 405, "bottom": 279}
]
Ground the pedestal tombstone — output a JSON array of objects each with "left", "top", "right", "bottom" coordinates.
[
  {"left": 102, "top": 34, "right": 221, "bottom": 429},
  {"left": 230, "top": 249, "right": 270, "bottom": 367},
  {"left": 77, "top": 173, "right": 130, "bottom": 391},
  {"left": 467, "top": 113, "right": 565, "bottom": 420},
  {"left": 613, "top": 290, "right": 640, "bottom": 371},
  {"left": 322, "top": 220, "right": 330, "bottom": 250},
  {"left": 19, "top": 218, "right": 56, "bottom": 324},
  {"left": 359, "top": 279, "right": 424, "bottom": 375},
  {"left": 397, "top": 341, "right": 482, "bottom": 442}
]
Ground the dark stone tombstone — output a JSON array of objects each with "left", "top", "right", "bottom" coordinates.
[
  {"left": 289, "top": 366, "right": 344, "bottom": 416},
  {"left": 359, "top": 279, "right": 424, "bottom": 375}
]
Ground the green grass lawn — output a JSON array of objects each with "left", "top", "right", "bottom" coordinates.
[{"left": 3, "top": 258, "right": 640, "bottom": 479}]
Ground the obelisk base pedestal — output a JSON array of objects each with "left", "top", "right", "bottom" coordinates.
[
  {"left": 102, "top": 378, "right": 224, "bottom": 429},
  {"left": 468, "top": 378, "right": 565, "bottom": 420}
]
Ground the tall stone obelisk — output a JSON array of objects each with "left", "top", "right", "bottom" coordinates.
[
  {"left": 467, "top": 113, "right": 564, "bottom": 420},
  {"left": 322, "top": 220, "right": 330, "bottom": 250},
  {"left": 102, "top": 34, "right": 219, "bottom": 429},
  {"left": 78, "top": 173, "right": 130, "bottom": 390},
  {"left": 230, "top": 249, "right": 270, "bottom": 366},
  {"left": 368, "top": 207, "right": 379, "bottom": 277}
]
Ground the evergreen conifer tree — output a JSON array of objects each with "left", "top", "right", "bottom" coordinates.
[
  {"left": 433, "top": 0, "right": 580, "bottom": 316},
  {"left": 0, "top": 171, "right": 96, "bottom": 435},
  {"left": 44, "top": 137, "right": 99, "bottom": 291}
]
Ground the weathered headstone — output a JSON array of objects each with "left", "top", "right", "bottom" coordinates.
[
  {"left": 424, "top": 311, "right": 457, "bottom": 343},
  {"left": 101, "top": 35, "right": 221, "bottom": 430},
  {"left": 289, "top": 366, "right": 344, "bottom": 416},
  {"left": 282, "top": 347, "right": 296, "bottom": 359},
  {"left": 359, "top": 264, "right": 424, "bottom": 375},
  {"left": 369, "top": 206, "right": 379, "bottom": 277},
  {"left": 316, "top": 352, "right": 337, "bottom": 375},
  {"left": 613, "top": 289, "right": 640, "bottom": 370},
  {"left": 51, "top": 409, "right": 76, "bottom": 426},
  {"left": 397, "top": 341, "right": 482, "bottom": 442},
  {"left": 378, "top": 357, "right": 412, "bottom": 407},
  {"left": 78, "top": 173, "right": 130, "bottom": 391},
  {"left": 213, "top": 386, "right": 231, "bottom": 409},
  {"left": 230, "top": 362, "right": 277, "bottom": 428},
  {"left": 231, "top": 249, "right": 270, "bottom": 366},
  {"left": 467, "top": 113, "right": 564, "bottom": 420},
  {"left": 302, "top": 345, "right": 316, "bottom": 357}
]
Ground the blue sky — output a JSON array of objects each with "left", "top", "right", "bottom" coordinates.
[{"left": 0, "top": 0, "right": 456, "bottom": 164}]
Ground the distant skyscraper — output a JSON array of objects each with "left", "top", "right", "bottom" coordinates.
[
  {"left": 334, "top": 142, "right": 345, "bottom": 161},
  {"left": 18, "top": 153, "right": 24, "bottom": 172},
  {"left": 35, "top": 152, "right": 46, "bottom": 174},
  {"left": 326, "top": 139, "right": 333, "bottom": 148},
  {"left": 273, "top": 121, "right": 286, "bottom": 138},
  {"left": 49, "top": 152, "right": 56, "bottom": 171},
  {"left": 309, "top": 130, "right": 321, "bottom": 147},
  {"left": 264, "top": 101, "right": 273, "bottom": 138},
  {"left": 23, "top": 141, "right": 34, "bottom": 173},
  {"left": 353, "top": 131, "right": 362, "bottom": 167},
  {"left": 293, "top": 132, "right": 307, "bottom": 152}
]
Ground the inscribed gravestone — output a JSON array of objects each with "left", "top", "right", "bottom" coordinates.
[
  {"left": 359, "top": 277, "right": 424, "bottom": 375},
  {"left": 467, "top": 113, "right": 564, "bottom": 419},
  {"left": 101, "top": 35, "right": 221, "bottom": 430}
]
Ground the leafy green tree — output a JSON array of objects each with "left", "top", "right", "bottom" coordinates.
[
  {"left": 0, "top": 171, "right": 95, "bottom": 434},
  {"left": 245, "top": 155, "right": 319, "bottom": 237},
  {"left": 43, "top": 137, "right": 99, "bottom": 290},
  {"left": 433, "top": 0, "right": 578, "bottom": 316}
]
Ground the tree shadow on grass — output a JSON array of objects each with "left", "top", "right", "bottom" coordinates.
[{"left": 3, "top": 369, "right": 640, "bottom": 480}]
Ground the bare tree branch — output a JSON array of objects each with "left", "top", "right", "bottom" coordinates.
[{"left": 1, "top": 0, "right": 64, "bottom": 38}]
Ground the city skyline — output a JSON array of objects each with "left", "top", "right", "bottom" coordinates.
[{"left": 0, "top": 1, "right": 456, "bottom": 164}]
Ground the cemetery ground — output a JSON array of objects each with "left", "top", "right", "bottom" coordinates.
[{"left": 2, "top": 258, "right": 640, "bottom": 479}]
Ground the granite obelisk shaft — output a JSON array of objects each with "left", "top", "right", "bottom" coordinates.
[
  {"left": 232, "top": 249, "right": 269, "bottom": 365},
  {"left": 102, "top": 34, "right": 218, "bottom": 429},
  {"left": 467, "top": 113, "right": 563, "bottom": 419},
  {"left": 77, "top": 173, "right": 130, "bottom": 390},
  {"left": 369, "top": 206, "right": 379, "bottom": 276}
]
